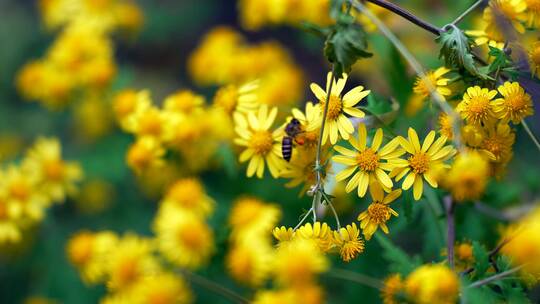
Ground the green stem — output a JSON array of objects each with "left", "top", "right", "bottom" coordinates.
[
  {"left": 450, "top": 0, "right": 486, "bottom": 26},
  {"left": 327, "top": 268, "right": 384, "bottom": 290},
  {"left": 468, "top": 266, "right": 523, "bottom": 288},
  {"left": 315, "top": 69, "right": 335, "bottom": 187},
  {"left": 182, "top": 271, "right": 249, "bottom": 304},
  {"left": 521, "top": 119, "right": 540, "bottom": 152}
]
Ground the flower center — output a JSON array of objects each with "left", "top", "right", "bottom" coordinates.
[
  {"left": 0, "top": 202, "right": 7, "bottom": 220},
  {"left": 9, "top": 180, "right": 29, "bottom": 201},
  {"left": 44, "top": 159, "right": 65, "bottom": 181},
  {"left": 340, "top": 240, "right": 364, "bottom": 262},
  {"left": 321, "top": 95, "right": 343, "bottom": 120},
  {"left": 468, "top": 95, "right": 490, "bottom": 115},
  {"left": 139, "top": 112, "right": 163, "bottom": 136},
  {"left": 168, "top": 181, "right": 203, "bottom": 208},
  {"left": 177, "top": 225, "right": 207, "bottom": 250},
  {"left": 408, "top": 152, "right": 430, "bottom": 174},
  {"left": 505, "top": 93, "right": 527, "bottom": 112},
  {"left": 356, "top": 148, "right": 379, "bottom": 172},
  {"left": 300, "top": 130, "right": 319, "bottom": 147},
  {"left": 526, "top": 0, "right": 540, "bottom": 11},
  {"left": 531, "top": 47, "right": 540, "bottom": 66},
  {"left": 482, "top": 137, "right": 504, "bottom": 160},
  {"left": 414, "top": 72, "right": 438, "bottom": 98},
  {"left": 214, "top": 85, "right": 238, "bottom": 114},
  {"left": 249, "top": 131, "right": 273, "bottom": 155},
  {"left": 116, "top": 258, "right": 139, "bottom": 287},
  {"left": 367, "top": 202, "right": 391, "bottom": 224}
]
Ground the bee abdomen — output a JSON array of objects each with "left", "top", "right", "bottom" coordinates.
[{"left": 281, "top": 137, "right": 293, "bottom": 162}]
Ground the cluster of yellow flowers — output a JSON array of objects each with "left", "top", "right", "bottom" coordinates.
[
  {"left": 381, "top": 264, "right": 460, "bottom": 304},
  {"left": 188, "top": 27, "right": 304, "bottom": 111},
  {"left": 0, "top": 138, "right": 82, "bottom": 246},
  {"left": 68, "top": 177, "right": 216, "bottom": 303}
]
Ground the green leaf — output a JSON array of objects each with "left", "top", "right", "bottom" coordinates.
[
  {"left": 300, "top": 21, "right": 331, "bottom": 38},
  {"left": 374, "top": 234, "right": 420, "bottom": 275},
  {"left": 472, "top": 241, "right": 490, "bottom": 279},
  {"left": 324, "top": 23, "right": 372, "bottom": 76},
  {"left": 436, "top": 25, "right": 491, "bottom": 80}
]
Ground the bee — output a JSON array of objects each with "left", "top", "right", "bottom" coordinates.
[{"left": 282, "top": 118, "right": 304, "bottom": 162}]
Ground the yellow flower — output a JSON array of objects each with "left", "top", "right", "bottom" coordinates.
[
  {"left": 495, "top": 81, "right": 534, "bottom": 123},
  {"left": 288, "top": 101, "right": 323, "bottom": 149},
  {"left": 113, "top": 90, "right": 151, "bottom": 131},
  {"left": 296, "top": 222, "right": 333, "bottom": 252},
  {"left": 163, "top": 90, "right": 206, "bottom": 116},
  {"left": 273, "top": 238, "right": 328, "bottom": 286},
  {"left": 381, "top": 274, "right": 404, "bottom": 304},
  {"left": 128, "top": 105, "right": 172, "bottom": 142},
  {"left": 457, "top": 86, "right": 499, "bottom": 126},
  {"left": 23, "top": 137, "right": 83, "bottom": 203},
  {"left": 438, "top": 113, "right": 454, "bottom": 140},
  {"left": 524, "top": 0, "right": 540, "bottom": 26},
  {"left": 226, "top": 241, "right": 273, "bottom": 287},
  {"left": 0, "top": 193, "right": 21, "bottom": 244},
  {"left": 160, "top": 178, "right": 215, "bottom": 218},
  {"left": 480, "top": 122, "right": 515, "bottom": 164},
  {"left": 228, "top": 197, "right": 281, "bottom": 241},
  {"left": 213, "top": 81, "right": 259, "bottom": 116},
  {"left": 234, "top": 105, "right": 286, "bottom": 178},
  {"left": 466, "top": 29, "right": 505, "bottom": 49},
  {"left": 404, "top": 264, "right": 459, "bottom": 304},
  {"left": 129, "top": 272, "right": 193, "bottom": 304},
  {"left": 443, "top": 151, "right": 490, "bottom": 202},
  {"left": 126, "top": 138, "right": 165, "bottom": 175},
  {"left": 332, "top": 223, "right": 365, "bottom": 262},
  {"left": 153, "top": 209, "right": 214, "bottom": 270},
  {"left": 105, "top": 234, "right": 159, "bottom": 291},
  {"left": 280, "top": 147, "right": 330, "bottom": 196},
  {"left": 310, "top": 72, "right": 370, "bottom": 144},
  {"left": 412, "top": 67, "right": 452, "bottom": 100},
  {"left": 529, "top": 41, "right": 540, "bottom": 77},
  {"left": 333, "top": 124, "right": 405, "bottom": 197},
  {"left": 1, "top": 166, "right": 48, "bottom": 221},
  {"left": 483, "top": 0, "right": 527, "bottom": 42},
  {"left": 272, "top": 226, "right": 295, "bottom": 246},
  {"left": 392, "top": 128, "right": 456, "bottom": 201},
  {"left": 357, "top": 184, "right": 401, "bottom": 240}
]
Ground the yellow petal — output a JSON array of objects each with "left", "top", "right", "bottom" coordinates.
[
  {"left": 310, "top": 83, "right": 327, "bottom": 101},
  {"left": 413, "top": 176, "right": 423, "bottom": 200},
  {"left": 371, "top": 128, "right": 383, "bottom": 151},
  {"left": 402, "top": 172, "right": 416, "bottom": 190},
  {"left": 408, "top": 128, "right": 421, "bottom": 152},
  {"left": 334, "top": 145, "right": 357, "bottom": 157},
  {"left": 421, "top": 131, "right": 436, "bottom": 152},
  {"left": 375, "top": 168, "right": 393, "bottom": 188},
  {"left": 357, "top": 172, "right": 369, "bottom": 197},
  {"left": 335, "top": 166, "right": 357, "bottom": 181},
  {"left": 383, "top": 189, "right": 402, "bottom": 204}
]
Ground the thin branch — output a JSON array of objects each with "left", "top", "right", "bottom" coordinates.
[
  {"left": 451, "top": 0, "right": 486, "bottom": 26},
  {"left": 444, "top": 196, "right": 455, "bottom": 269},
  {"left": 294, "top": 207, "right": 314, "bottom": 230},
  {"left": 327, "top": 268, "right": 384, "bottom": 290},
  {"left": 315, "top": 69, "right": 335, "bottom": 187},
  {"left": 363, "top": 0, "right": 441, "bottom": 35},
  {"left": 521, "top": 119, "right": 540, "bottom": 152},
  {"left": 468, "top": 266, "right": 523, "bottom": 288},
  {"left": 328, "top": 200, "right": 342, "bottom": 230},
  {"left": 182, "top": 271, "right": 249, "bottom": 304}
]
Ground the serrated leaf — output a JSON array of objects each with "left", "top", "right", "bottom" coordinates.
[
  {"left": 374, "top": 234, "right": 420, "bottom": 275},
  {"left": 436, "top": 25, "right": 491, "bottom": 80},
  {"left": 472, "top": 241, "right": 490, "bottom": 278},
  {"left": 301, "top": 21, "right": 331, "bottom": 38},
  {"left": 324, "top": 23, "right": 372, "bottom": 76}
]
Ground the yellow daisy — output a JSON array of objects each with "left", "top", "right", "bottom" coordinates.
[
  {"left": 288, "top": 101, "right": 323, "bottom": 148},
  {"left": 160, "top": 178, "right": 215, "bottom": 217},
  {"left": 310, "top": 72, "right": 370, "bottom": 144},
  {"left": 529, "top": 41, "right": 540, "bottom": 77},
  {"left": 412, "top": 67, "right": 452, "bottom": 100},
  {"left": 483, "top": 0, "right": 527, "bottom": 42},
  {"left": 333, "top": 124, "right": 405, "bottom": 197},
  {"left": 456, "top": 86, "right": 499, "bottom": 126},
  {"left": 0, "top": 193, "right": 21, "bottom": 244},
  {"left": 332, "top": 223, "right": 365, "bottom": 262},
  {"left": 272, "top": 226, "right": 295, "bottom": 246},
  {"left": 480, "top": 122, "right": 515, "bottom": 164},
  {"left": 129, "top": 272, "right": 193, "bottom": 304},
  {"left": 495, "top": 81, "right": 534, "bottom": 123},
  {"left": 295, "top": 222, "right": 333, "bottom": 252},
  {"left": 234, "top": 105, "right": 286, "bottom": 178},
  {"left": 381, "top": 274, "right": 404, "bottom": 304},
  {"left": 280, "top": 148, "right": 331, "bottom": 196},
  {"left": 1, "top": 166, "right": 47, "bottom": 221},
  {"left": 357, "top": 184, "right": 401, "bottom": 240},
  {"left": 213, "top": 80, "right": 259, "bottom": 116},
  {"left": 226, "top": 241, "right": 273, "bottom": 287},
  {"left": 443, "top": 151, "right": 490, "bottom": 202},
  {"left": 126, "top": 137, "right": 165, "bottom": 175},
  {"left": 391, "top": 128, "right": 456, "bottom": 201}
]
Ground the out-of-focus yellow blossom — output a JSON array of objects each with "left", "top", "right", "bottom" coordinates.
[
  {"left": 453, "top": 241, "right": 475, "bottom": 271},
  {"left": 310, "top": 72, "right": 370, "bottom": 144},
  {"left": 404, "top": 264, "right": 459, "bottom": 304},
  {"left": 126, "top": 137, "right": 165, "bottom": 174},
  {"left": 163, "top": 90, "right": 205, "bottom": 116},
  {"left": 252, "top": 284, "right": 325, "bottom": 304},
  {"left": 333, "top": 124, "right": 404, "bottom": 197},
  {"left": 67, "top": 231, "right": 118, "bottom": 284},
  {"left": 358, "top": 184, "right": 401, "bottom": 240},
  {"left": 160, "top": 178, "right": 215, "bottom": 217},
  {"left": 467, "top": 24, "right": 506, "bottom": 49},
  {"left": 234, "top": 105, "right": 286, "bottom": 178},
  {"left": 280, "top": 148, "right": 331, "bottom": 196},
  {"left": 229, "top": 197, "right": 281, "bottom": 241},
  {"left": 500, "top": 207, "right": 540, "bottom": 282},
  {"left": 272, "top": 226, "right": 295, "bottom": 246},
  {"left": 105, "top": 234, "right": 160, "bottom": 291},
  {"left": 128, "top": 105, "right": 172, "bottom": 142},
  {"left": 392, "top": 128, "right": 456, "bottom": 201},
  {"left": 153, "top": 209, "right": 214, "bottom": 270},
  {"left": 405, "top": 94, "right": 426, "bottom": 117},
  {"left": 23, "top": 137, "right": 83, "bottom": 203},
  {"left": 412, "top": 67, "right": 452, "bottom": 101},
  {"left": 213, "top": 81, "right": 259, "bottom": 116},
  {"left": 75, "top": 179, "right": 115, "bottom": 214},
  {"left": 381, "top": 274, "right": 404, "bottom": 304},
  {"left": 529, "top": 41, "right": 540, "bottom": 77},
  {"left": 332, "top": 223, "right": 365, "bottom": 262},
  {"left": 483, "top": 0, "right": 527, "bottom": 42},
  {"left": 438, "top": 113, "right": 455, "bottom": 140},
  {"left": 273, "top": 238, "right": 328, "bottom": 286},
  {"left": 113, "top": 90, "right": 151, "bottom": 130},
  {"left": 226, "top": 241, "right": 274, "bottom": 287},
  {"left": 495, "top": 81, "right": 534, "bottom": 123},
  {"left": 443, "top": 151, "right": 490, "bottom": 202},
  {"left": 480, "top": 122, "right": 515, "bottom": 167},
  {"left": 129, "top": 272, "right": 193, "bottom": 304},
  {"left": 1, "top": 166, "right": 47, "bottom": 221},
  {"left": 295, "top": 222, "right": 333, "bottom": 252},
  {"left": 0, "top": 194, "right": 21, "bottom": 244},
  {"left": 457, "top": 86, "right": 499, "bottom": 126},
  {"left": 73, "top": 93, "right": 114, "bottom": 141}
]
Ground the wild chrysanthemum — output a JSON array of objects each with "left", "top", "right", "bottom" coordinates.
[
  {"left": 128, "top": 105, "right": 172, "bottom": 142},
  {"left": 272, "top": 238, "right": 328, "bottom": 286},
  {"left": 296, "top": 222, "right": 333, "bottom": 252},
  {"left": 113, "top": 89, "right": 151, "bottom": 130},
  {"left": 457, "top": 86, "right": 499, "bottom": 126},
  {"left": 288, "top": 101, "right": 323, "bottom": 148},
  {"left": 0, "top": 194, "right": 21, "bottom": 244},
  {"left": 153, "top": 209, "right": 214, "bottom": 270},
  {"left": 480, "top": 122, "right": 515, "bottom": 164},
  {"left": 443, "top": 151, "right": 490, "bottom": 202},
  {"left": 226, "top": 241, "right": 273, "bottom": 287},
  {"left": 310, "top": 72, "right": 370, "bottom": 144},
  {"left": 234, "top": 105, "right": 286, "bottom": 178},
  {"left": 525, "top": 0, "right": 540, "bottom": 26},
  {"left": 129, "top": 272, "right": 193, "bottom": 304},
  {"left": 357, "top": 184, "right": 401, "bottom": 240},
  {"left": 412, "top": 67, "right": 452, "bottom": 100},
  {"left": 164, "top": 90, "right": 205, "bottom": 116},
  {"left": 381, "top": 274, "right": 404, "bottom": 304},
  {"left": 404, "top": 264, "right": 460, "bottom": 304},
  {"left": 213, "top": 81, "right": 259, "bottom": 115},
  {"left": 483, "top": 0, "right": 527, "bottom": 42},
  {"left": 529, "top": 41, "right": 540, "bottom": 77},
  {"left": 438, "top": 113, "right": 454, "bottom": 140},
  {"left": 228, "top": 197, "right": 281, "bottom": 241},
  {"left": 332, "top": 223, "right": 365, "bottom": 262},
  {"left": 272, "top": 226, "right": 295, "bottom": 246},
  {"left": 280, "top": 148, "right": 330, "bottom": 196},
  {"left": 333, "top": 124, "right": 404, "bottom": 197},
  {"left": 1, "top": 166, "right": 47, "bottom": 220},
  {"left": 23, "top": 137, "right": 82, "bottom": 203},
  {"left": 494, "top": 81, "right": 534, "bottom": 123},
  {"left": 160, "top": 178, "right": 215, "bottom": 217},
  {"left": 391, "top": 128, "right": 456, "bottom": 200},
  {"left": 126, "top": 137, "right": 165, "bottom": 174}
]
